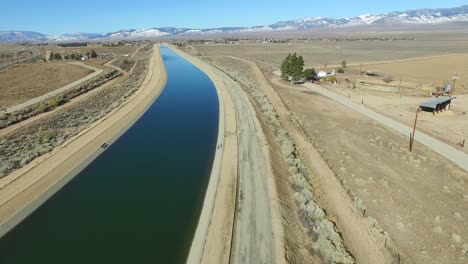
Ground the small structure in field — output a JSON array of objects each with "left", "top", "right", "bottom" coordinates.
[
  {"left": 317, "top": 71, "right": 327, "bottom": 78},
  {"left": 99, "top": 53, "right": 112, "bottom": 59},
  {"left": 365, "top": 71, "right": 378, "bottom": 76},
  {"left": 419, "top": 96, "right": 455, "bottom": 113},
  {"left": 317, "top": 69, "right": 336, "bottom": 79}
]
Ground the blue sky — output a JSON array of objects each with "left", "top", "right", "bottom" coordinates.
[{"left": 1, "top": 0, "right": 466, "bottom": 34}]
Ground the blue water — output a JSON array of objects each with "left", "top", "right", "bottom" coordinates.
[{"left": 0, "top": 46, "right": 219, "bottom": 264}]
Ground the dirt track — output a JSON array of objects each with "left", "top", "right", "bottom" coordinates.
[
  {"left": 4, "top": 62, "right": 102, "bottom": 113},
  {"left": 0, "top": 62, "right": 93, "bottom": 109}
]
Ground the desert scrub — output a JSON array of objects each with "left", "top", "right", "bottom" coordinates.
[
  {"left": 0, "top": 111, "right": 7, "bottom": 128},
  {"left": 212, "top": 58, "right": 354, "bottom": 263},
  {"left": 2, "top": 69, "right": 121, "bottom": 128},
  {"left": 0, "top": 48, "right": 152, "bottom": 178},
  {"left": 113, "top": 58, "right": 135, "bottom": 72},
  {"left": 39, "top": 130, "right": 59, "bottom": 143}
]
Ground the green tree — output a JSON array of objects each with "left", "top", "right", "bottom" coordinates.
[
  {"left": 49, "top": 52, "right": 54, "bottom": 61},
  {"left": 289, "top": 53, "right": 304, "bottom": 81},
  {"left": 64, "top": 54, "right": 70, "bottom": 60},
  {"left": 86, "top": 52, "right": 91, "bottom": 59},
  {"left": 337, "top": 68, "right": 345, "bottom": 74},
  {"left": 280, "top": 53, "right": 292, "bottom": 80},
  {"left": 303, "top": 68, "right": 316, "bottom": 80},
  {"left": 91, "top": 50, "right": 98, "bottom": 59},
  {"left": 281, "top": 53, "right": 306, "bottom": 82},
  {"left": 341, "top": 60, "right": 347, "bottom": 68}
]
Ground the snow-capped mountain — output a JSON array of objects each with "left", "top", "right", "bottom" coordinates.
[
  {"left": 105, "top": 28, "right": 171, "bottom": 39},
  {"left": 47, "top": 33, "right": 105, "bottom": 42},
  {"left": 268, "top": 5, "right": 468, "bottom": 30},
  {"left": 1, "top": 5, "right": 468, "bottom": 42},
  {"left": 0, "top": 31, "right": 48, "bottom": 42}
]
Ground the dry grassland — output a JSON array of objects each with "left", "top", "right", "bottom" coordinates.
[
  {"left": 191, "top": 36, "right": 468, "bottom": 69},
  {"left": 0, "top": 62, "right": 92, "bottom": 108}
]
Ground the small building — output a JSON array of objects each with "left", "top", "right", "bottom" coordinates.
[
  {"left": 317, "top": 71, "right": 328, "bottom": 78},
  {"left": 317, "top": 69, "right": 335, "bottom": 79},
  {"left": 419, "top": 96, "right": 455, "bottom": 113}
]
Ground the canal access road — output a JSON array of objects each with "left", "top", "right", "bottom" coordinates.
[{"left": 173, "top": 47, "right": 285, "bottom": 264}]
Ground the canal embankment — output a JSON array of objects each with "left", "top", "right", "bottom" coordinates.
[
  {"left": 0, "top": 44, "right": 167, "bottom": 238},
  {"left": 169, "top": 45, "right": 239, "bottom": 264}
]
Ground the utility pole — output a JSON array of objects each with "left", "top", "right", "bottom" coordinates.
[
  {"left": 452, "top": 73, "right": 460, "bottom": 96},
  {"left": 410, "top": 108, "right": 420, "bottom": 152}
]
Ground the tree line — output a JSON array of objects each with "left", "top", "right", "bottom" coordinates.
[{"left": 48, "top": 50, "right": 98, "bottom": 61}]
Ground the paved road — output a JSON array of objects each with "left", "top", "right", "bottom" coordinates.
[
  {"left": 224, "top": 72, "right": 276, "bottom": 264},
  {"left": 303, "top": 83, "right": 468, "bottom": 172},
  {"left": 6, "top": 62, "right": 103, "bottom": 113}
]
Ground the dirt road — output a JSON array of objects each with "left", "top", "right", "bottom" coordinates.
[
  {"left": 6, "top": 62, "right": 103, "bottom": 113},
  {"left": 302, "top": 83, "right": 468, "bottom": 172},
  {"left": 172, "top": 48, "right": 283, "bottom": 264},
  {"left": 227, "top": 70, "right": 277, "bottom": 264}
]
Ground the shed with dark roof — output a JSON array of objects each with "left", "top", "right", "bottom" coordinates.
[{"left": 419, "top": 96, "right": 455, "bottom": 113}]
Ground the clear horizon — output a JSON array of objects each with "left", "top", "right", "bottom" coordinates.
[{"left": 1, "top": 0, "right": 467, "bottom": 35}]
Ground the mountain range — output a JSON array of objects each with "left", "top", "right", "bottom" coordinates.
[{"left": 1, "top": 5, "right": 468, "bottom": 42}]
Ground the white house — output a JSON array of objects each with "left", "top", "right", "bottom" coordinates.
[
  {"left": 317, "top": 71, "right": 328, "bottom": 78},
  {"left": 317, "top": 69, "right": 336, "bottom": 79}
]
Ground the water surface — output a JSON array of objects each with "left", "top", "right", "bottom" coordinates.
[{"left": 0, "top": 46, "right": 219, "bottom": 264}]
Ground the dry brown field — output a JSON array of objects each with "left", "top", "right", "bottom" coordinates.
[
  {"left": 207, "top": 54, "right": 468, "bottom": 263},
  {"left": 191, "top": 33, "right": 468, "bottom": 70},
  {"left": 347, "top": 54, "right": 468, "bottom": 94},
  {"left": 273, "top": 80, "right": 468, "bottom": 264},
  {"left": 50, "top": 44, "right": 138, "bottom": 58},
  {"left": 0, "top": 62, "right": 92, "bottom": 108},
  {"left": 185, "top": 31, "right": 468, "bottom": 155}
]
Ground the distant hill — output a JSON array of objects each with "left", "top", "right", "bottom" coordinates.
[
  {"left": 2, "top": 5, "right": 468, "bottom": 42},
  {"left": 0, "top": 31, "right": 48, "bottom": 42}
]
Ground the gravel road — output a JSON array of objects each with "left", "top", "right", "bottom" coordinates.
[{"left": 225, "top": 74, "right": 276, "bottom": 264}]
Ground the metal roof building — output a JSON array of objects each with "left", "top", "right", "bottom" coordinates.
[{"left": 419, "top": 96, "right": 455, "bottom": 112}]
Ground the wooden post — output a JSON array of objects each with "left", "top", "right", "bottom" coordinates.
[
  {"left": 409, "top": 132, "right": 413, "bottom": 151},
  {"left": 461, "top": 139, "right": 465, "bottom": 148},
  {"left": 363, "top": 209, "right": 366, "bottom": 217},
  {"left": 361, "top": 98, "right": 364, "bottom": 104},
  {"left": 348, "top": 93, "right": 351, "bottom": 98},
  {"left": 385, "top": 237, "right": 388, "bottom": 248},
  {"left": 410, "top": 109, "right": 420, "bottom": 152},
  {"left": 398, "top": 254, "right": 401, "bottom": 264}
]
